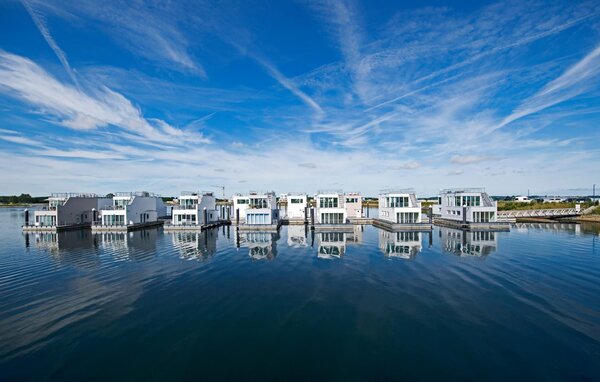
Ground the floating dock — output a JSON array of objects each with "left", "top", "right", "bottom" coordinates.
[
  {"left": 433, "top": 218, "right": 510, "bottom": 231},
  {"left": 371, "top": 218, "right": 433, "bottom": 231},
  {"left": 22, "top": 222, "right": 92, "bottom": 232},
  {"left": 91, "top": 221, "right": 164, "bottom": 232},
  {"left": 163, "top": 220, "right": 229, "bottom": 231}
]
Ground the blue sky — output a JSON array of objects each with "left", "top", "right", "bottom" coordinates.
[{"left": 0, "top": 0, "right": 599, "bottom": 197}]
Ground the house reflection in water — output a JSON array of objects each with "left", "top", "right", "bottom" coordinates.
[
  {"left": 170, "top": 229, "right": 218, "bottom": 260},
  {"left": 95, "top": 228, "right": 159, "bottom": 261},
  {"left": 287, "top": 225, "right": 309, "bottom": 248},
  {"left": 439, "top": 227, "right": 498, "bottom": 257},
  {"left": 379, "top": 230, "right": 422, "bottom": 259},
  {"left": 237, "top": 230, "right": 279, "bottom": 260},
  {"left": 316, "top": 226, "right": 364, "bottom": 259},
  {"left": 26, "top": 229, "right": 95, "bottom": 252}
]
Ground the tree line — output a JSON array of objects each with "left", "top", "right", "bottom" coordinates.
[{"left": 0, "top": 194, "right": 48, "bottom": 204}]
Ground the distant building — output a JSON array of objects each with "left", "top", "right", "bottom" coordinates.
[
  {"left": 514, "top": 196, "right": 532, "bottom": 203},
  {"left": 543, "top": 196, "right": 566, "bottom": 203}
]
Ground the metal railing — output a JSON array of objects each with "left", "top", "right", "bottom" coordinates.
[
  {"left": 114, "top": 191, "right": 160, "bottom": 197},
  {"left": 497, "top": 208, "right": 580, "bottom": 218},
  {"left": 380, "top": 188, "right": 415, "bottom": 195},
  {"left": 440, "top": 188, "right": 486, "bottom": 194},
  {"left": 50, "top": 192, "right": 98, "bottom": 198},
  {"left": 316, "top": 189, "right": 343, "bottom": 195}
]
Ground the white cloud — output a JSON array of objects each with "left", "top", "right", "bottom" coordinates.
[
  {"left": 450, "top": 155, "right": 492, "bottom": 165},
  {"left": 0, "top": 51, "right": 207, "bottom": 144}
]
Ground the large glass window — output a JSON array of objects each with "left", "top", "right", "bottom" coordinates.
[
  {"left": 319, "top": 197, "right": 339, "bottom": 208},
  {"left": 290, "top": 198, "right": 303, "bottom": 204},
  {"left": 345, "top": 197, "right": 358, "bottom": 203},
  {"left": 320, "top": 213, "right": 344, "bottom": 224},
  {"left": 249, "top": 198, "right": 268, "bottom": 208},
  {"left": 397, "top": 212, "right": 419, "bottom": 223}
]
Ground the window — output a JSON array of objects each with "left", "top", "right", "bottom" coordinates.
[
  {"left": 319, "top": 197, "right": 338, "bottom": 208},
  {"left": 397, "top": 212, "right": 419, "bottom": 223},
  {"left": 321, "top": 213, "right": 344, "bottom": 224},
  {"left": 345, "top": 197, "right": 358, "bottom": 203},
  {"left": 290, "top": 198, "right": 303, "bottom": 204},
  {"left": 237, "top": 199, "right": 249, "bottom": 204}
]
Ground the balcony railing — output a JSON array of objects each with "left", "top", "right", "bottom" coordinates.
[
  {"left": 50, "top": 192, "right": 98, "bottom": 198},
  {"left": 380, "top": 188, "right": 415, "bottom": 195},
  {"left": 440, "top": 187, "right": 486, "bottom": 194},
  {"left": 316, "top": 189, "right": 343, "bottom": 195},
  {"left": 114, "top": 191, "right": 160, "bottom": 197}
]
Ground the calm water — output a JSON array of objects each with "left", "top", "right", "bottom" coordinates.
[{"left": 1, "top": 208, "right": 600, "bottom": 381}]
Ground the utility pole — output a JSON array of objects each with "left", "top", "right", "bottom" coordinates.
[{"left": 211, "top": 185, "right": 225, "bottom": 199}]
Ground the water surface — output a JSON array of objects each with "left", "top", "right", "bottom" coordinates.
[{"left": 1, "top": 208, "right": 599, "bottom": 381}]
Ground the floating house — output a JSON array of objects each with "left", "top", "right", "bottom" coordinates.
[
  {"left": 313, "top": 191, "right": 363, "bottom": 225},
  {"left": 27, "top": 193, "right": 112, "bottom": 231},
  {"left": 372, "top": 189, "right": 432, "bottom": 230},
  {"left": 286, "top": 193, "right": 308, "bottom": 221},
  {"left": 232, "top": 191, "right": 279, "bottom": 227},
  {"left": 378, "top": 189, "right": 422, "bottom": 224},
  {"left": 171, "top": 191, "right": 218, "bottom": 226},
  {"left": 379, "top": 230, "right": 422, "bottom": 259},
  {"left": 95, "top": 192, "right": 167, "bottom": 231},
  {"left": 436, "top": 188, "right": 500, "bottom": 228}
]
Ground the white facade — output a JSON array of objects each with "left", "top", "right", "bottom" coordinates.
[
  {"left": 171, "top": 191, "right": 218, "bottom": 225},
  {"left": 438, "top": 188, "right": 497, "bottom": 223},
  {"left": 286, "top": 194, "right": 308, "bottom": 219},
  {"left": 378, "top": 190, "right": 422, "bottom": 224},
  {"left": 232, "top": 191, "right": 279, "bottom": 225},
  {"left": 344, "top": 192, "right": 363, "bottom": 219},
  {"left": 99, "top": 192, "right": 167, "bottom": 226},
  {"left": 314, "top": 191, "right": 346, "bottom": 224},
  {"left": 379, "top": 230, "right": 422, "bottom": 259},
  {"left": 33, "top": 193, "right": 111, "bottom": 227}
]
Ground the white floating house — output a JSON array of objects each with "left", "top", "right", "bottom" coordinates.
[
  {"left": 232, "top": 191, "right": 279, "bottom": 225},
  {"left": 31, "top": 193, "right": 111, "bottom": 228},
  {"left": 314, "top": 190, "right": 357, "bottom": 224},
  {"left": 98, "top": 192, "right": 167, "bottom": 227},
  {"left": 314, "top": 190, "right": 345, "bottom": 224},
  {"left": 438, "top": 188, "right": 497, "bottom": 223},
  {"left": 378, "top": 189, "right": 422, "bottom": 224},
  {"left": 286, "top": 193, "right": 308, "bottom": 220},
  {"left": 379, "top": 230, "right": 422, "bottom": 259},
  {"left": 171, "top": 191, "right": 218, "bottom": 226}
]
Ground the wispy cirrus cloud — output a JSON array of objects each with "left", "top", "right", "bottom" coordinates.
[
  {"left": 20, "top": 0, "right": 80, "bottom": 88},
  {"left": 0, "top": 51, "right": 209, "bottom": 144},
  {"left": 26, "top": 0, "right": 206, "bottom": 78}
]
